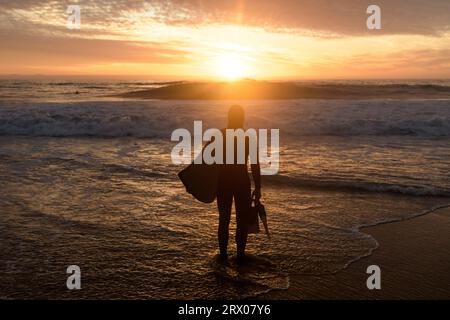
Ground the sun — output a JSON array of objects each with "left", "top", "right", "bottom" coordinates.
[{"left": 214, "top": 53, "right": 249, "bottom": 81}]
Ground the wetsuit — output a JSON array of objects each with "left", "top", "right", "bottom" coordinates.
[{"left": 216, "top": 131, "right": 261, "bottom": 259}]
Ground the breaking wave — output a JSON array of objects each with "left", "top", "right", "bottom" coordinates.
[
  {"left": 265, "top": 174, "right": 450, "bottom": 197},
  {"left": 0, "top": 99, "right": 449, "bottom": 138}
]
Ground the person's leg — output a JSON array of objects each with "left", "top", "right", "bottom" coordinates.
[
  {"left": 234, "top": 185, "right": 252, "bottom": 261},
  {"left": 217, "top": 190, "right": 232, "bottom": 260}
]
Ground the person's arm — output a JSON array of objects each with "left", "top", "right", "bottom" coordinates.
[{"left": 248, "top": 134, "right": 261, "bottom": 200}]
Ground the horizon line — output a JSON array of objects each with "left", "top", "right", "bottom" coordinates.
[{"left": 0, "top": 75, "right": 449, "bottom": 82}]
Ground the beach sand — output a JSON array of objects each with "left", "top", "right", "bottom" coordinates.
[{"left": 260, "top": 207, "right": 450, "bottom": 299}]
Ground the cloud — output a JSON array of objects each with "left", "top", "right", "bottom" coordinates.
[
  {"left": 152, "top": 0, "right": 450, "bottom": 36},
  {"left": 322, "top": 48, "right": 450, "bottom": 78},
  {"left": 0, "top": 29, "right": 191, "bottom": 67},
  {"left": 1, "top": 0, "right": 449, "bottom": 37},
  {"left": 0, "top": 1, "right": 449, "bottom": 78}
]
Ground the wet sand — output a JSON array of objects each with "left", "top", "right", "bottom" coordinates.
[{"left": 260, "top": 207, "right": 450, "bottom": 299}]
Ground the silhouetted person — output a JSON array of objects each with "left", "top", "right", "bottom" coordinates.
[{"left": 217, "top": 105, "right": 261, "bottom": 263}]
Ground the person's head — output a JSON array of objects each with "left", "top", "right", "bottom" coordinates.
[{"left": 227, "top": 105, "right": 245, "bottom": 129}]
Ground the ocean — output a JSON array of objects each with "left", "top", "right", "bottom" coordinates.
[{"left": 0, "top": 80, "right": 449, "bottom": 298}]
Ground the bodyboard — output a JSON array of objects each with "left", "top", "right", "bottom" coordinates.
[{"left": 178, "top": 159, "right": 218, "bottom": 203}]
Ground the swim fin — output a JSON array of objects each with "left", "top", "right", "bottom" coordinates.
[{"left": 256, "top": 201, "right": 270, "bottom": 239}]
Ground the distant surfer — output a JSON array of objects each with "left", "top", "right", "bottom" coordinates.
[{"left": 217, "top": 105, "right": 261, "bottom": 264}]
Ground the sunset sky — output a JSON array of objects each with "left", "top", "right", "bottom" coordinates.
[{"left": 1, "top": 0, "right": 449, "bottom": 80}]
